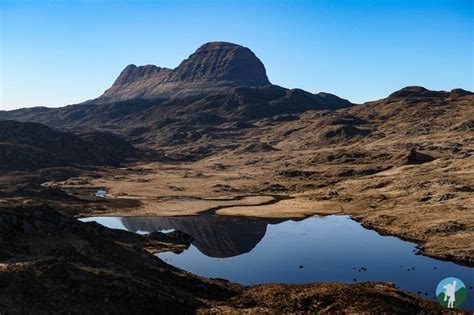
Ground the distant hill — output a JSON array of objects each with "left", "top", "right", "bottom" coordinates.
[{"left": 0, "top": 121, "right": 137, "bottom": 171}]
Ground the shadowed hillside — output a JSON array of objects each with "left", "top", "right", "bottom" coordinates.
[{"left": 0, "top": 121, "right": 137, "bottom": 171}]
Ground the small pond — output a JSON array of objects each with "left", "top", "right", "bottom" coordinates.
[
  {"left": 80, "top": 214, "right": 473, "bottom": 310},
  {"left": 94, "top": 190, "right": 107, "bottom": 198}
]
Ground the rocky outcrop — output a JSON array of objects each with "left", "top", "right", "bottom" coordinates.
[
  {"left": 148, "top": 230, "right": 193, "bottom": 245},
  {"left": 98, "top": 42, "right": 271, "bottom": 102},
  {"left": 402, "top": 148, "right": 435, "bottom": 165}
]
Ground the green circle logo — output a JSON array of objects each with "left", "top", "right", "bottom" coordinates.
[{"left": 436, "top": 277, "right": 467, "bottom": 308}]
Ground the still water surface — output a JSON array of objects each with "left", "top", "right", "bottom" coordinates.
[{"left": 81, "top": 215, "right": 473, "bottom": 310}]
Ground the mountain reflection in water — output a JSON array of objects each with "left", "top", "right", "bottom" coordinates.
[{"left": 121, "top": 215, "right": 288, "bottom": 258}]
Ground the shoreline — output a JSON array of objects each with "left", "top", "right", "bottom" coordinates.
[{"left": 67, "top": 177, "right": 473, "bottom": 268}]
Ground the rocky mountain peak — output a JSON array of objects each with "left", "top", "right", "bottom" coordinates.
[
  {"left": 113, "top": 64, "right": 172, "bottom": 86},
  {"left": 98, "top": 42, "right": 270, "bottom": 102},
  {"left": 167, "top": 42, "right": 270, "bottom": 85}
]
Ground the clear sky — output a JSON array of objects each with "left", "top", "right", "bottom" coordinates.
[{"left": 1, "top": 0, "right": 473, "bottom": 110}]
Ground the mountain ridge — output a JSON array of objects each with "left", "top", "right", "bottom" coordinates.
[{"left": 0, "top": 85, "right": 353, "bottom": 150}]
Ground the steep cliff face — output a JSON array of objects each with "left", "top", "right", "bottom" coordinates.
[{"left": 99, "top": 42, "right": 271, "bottom": 102}]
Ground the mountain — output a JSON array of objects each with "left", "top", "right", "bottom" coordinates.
[
  {"left": 0, "top": 120, "right": 136, "bottom": 171},
  {"left": 97, "top": 42, "right": 271, "bottom": 103}
]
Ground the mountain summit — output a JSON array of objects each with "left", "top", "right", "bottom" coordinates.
[{"left": 98, "top": 42, "right": 270, "bottom": 102}]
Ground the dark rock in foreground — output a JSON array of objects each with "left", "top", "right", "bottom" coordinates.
[{"left": 148, "top": 230, "right": 193, "bottom": 245}]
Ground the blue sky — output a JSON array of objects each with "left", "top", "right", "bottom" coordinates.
[{"left": 1, "top": 0, "right": 473, "bottom": 110}]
